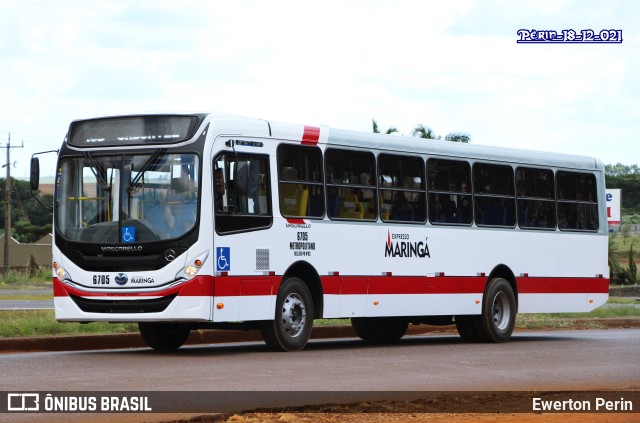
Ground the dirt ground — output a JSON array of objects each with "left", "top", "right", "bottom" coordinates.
[
  {"left": 216, "top": 412, "right": 635, "bottom": 423},
  {"left": 162, "top": 390, "right": 639, "bottom": 423}
]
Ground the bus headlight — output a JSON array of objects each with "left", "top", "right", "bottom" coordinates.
[
  {"left": 184, "top": 265, "right": 198, "bottom": 278},
  {"left": 179, "top": 251, "right": 209, "bottom": 280},
  {"left": 56, "top": 266, "right": 66, "bottom": 280},
  {"left": 53, "top": 261, "right": 65, "bottom": 279}
]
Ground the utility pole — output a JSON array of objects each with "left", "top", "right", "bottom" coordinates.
[{"left": 2, "top": 133, "right": 23, "bottom": 274}]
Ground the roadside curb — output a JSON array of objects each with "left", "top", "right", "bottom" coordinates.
[
  {"left": 2, "top": 318, "right": 640, "bottom": 353},
  {"left": 0, "top": 324, "right": 450, "bottom": 353}
]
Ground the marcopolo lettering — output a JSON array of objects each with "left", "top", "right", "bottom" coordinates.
[
  {"left": 385, "top": 231, "right": 431, "bottom": 258},
  {"left": 101, "top": 245, "right": 143, "bottom": 252}
]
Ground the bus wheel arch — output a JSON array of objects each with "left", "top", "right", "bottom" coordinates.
[
  {"left": 474, "top": 267, "right": 517, "bottom": 343},
  {"left": 281, "top": 261, "right": 323, "bottom": 319},
  {"left": 488, "top": 264, "right": 518, "bottom": 311},
  {"left": 261, "top": 276, "right": 314, "bottom": 351},
  {"left": 455, "top": 264, "right": 518, "bottom": 343}
]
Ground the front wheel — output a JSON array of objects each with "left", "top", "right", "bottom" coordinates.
[
  {"left": 475, "top": 278, "right": 516, "bottom": 343},
  {"left": 138, "top": 322, "right": 191, "bottom": 351},
  {"left": 261, "top": 277, "right": 314, "bottom": 351}
]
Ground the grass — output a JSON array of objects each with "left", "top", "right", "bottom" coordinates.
[
  {"left": 610, "top": 232, "right": 640, "bottom": 265},
  {"left": 0, "top": 310, "right": 138, "bottom": 338},
  {"left": 1, "top": 306, "right": 638, "bottom": 338},
  {"left": 516, "top": 306, "right": 640, "bottom": 329},
  {"left": 0, "top": 295, "right": 51, "bottom": 300},
  {"left": 608, "top": 297, "right": 638, "bottom": 304},
  {"left": 0, "top": 268, "right": 52, "bottom": 290}
]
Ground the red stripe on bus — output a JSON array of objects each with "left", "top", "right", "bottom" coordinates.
[
  {"left": 286, "top": 218, "right": 306, "bottom": 224},
  {"left": 323, "top": 276, "right": 486, "bottom": 295},
  {"left": 212, "top": 275, "right": 281, "bottom": 296},
  {"left": 53, "top": 276, "right": 214, "bottom": 298},
  {"left": 301, "top": 126, "right": 320, "bottom": 145},
  {"left": 53, "top": 275, "right": 609, "bottom": 298},
  {"left": 517, "top": 277, "right": 609, "bottom": 294},
  {"left": 53, "top": 278, "right": 68, "bottom": 296}
]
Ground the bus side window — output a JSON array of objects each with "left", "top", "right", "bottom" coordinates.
[
  {"left": 378, "top": 154, "right": 426, "bottom": 223},
  {"left": 516, "top": 167, "right": 556, "bottom": 230},
  {"left": 427, "top": 159, "right": 472, "bottom": 225},
  {"left": 325, "top": 149, "right": 376, "bottom": 221},
  {"left": 277, "top": 145, "right": 324, "bottom": 218},
  {"left": 214, "top": 153, "right": 272, "bottom": 234},
  {"left": 473, "top": 163, "right": 516, "bottom": 228},
  {"left": 557, "top": 171, "right": 598, "bottom": 231}
]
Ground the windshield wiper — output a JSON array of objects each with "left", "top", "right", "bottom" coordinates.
[
  {"left": 83, "top": 152, "right": 111, "bottom": 192},
  {"left": 128, "top": 148, "right": 167, "bottom": 192}
]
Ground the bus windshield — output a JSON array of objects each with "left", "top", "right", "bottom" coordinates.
[{"left": 56, "top": 152, "right": 199, "bottom": 243}]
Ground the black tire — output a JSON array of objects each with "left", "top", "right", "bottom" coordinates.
[
  {"left": 350, "top": 317, "right": 376, "bottom": 341},
  {"left": 138, "top": 322, "right": 191, "bottom": 351},
  {"left": 350, "top": 317, "right": 408, "bottom": 342},
  {"left": 475, "top": 278, "right": 516, "bottom": 343},
  {"left": 261, "top": 277, "right": 314, "bottom": 351},
  {"left": 455, "top": 315, "right": 481, "bottom": 342}
]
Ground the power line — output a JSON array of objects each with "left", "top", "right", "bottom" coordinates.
[{"left": 0, "top": 129, "right": 61, "bottom": 149}]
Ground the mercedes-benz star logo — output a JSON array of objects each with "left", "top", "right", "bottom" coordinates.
[{"left": 165, "top": 249, "right": 176, "bottom": 262}]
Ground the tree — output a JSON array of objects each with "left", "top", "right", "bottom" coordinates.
[
  {"left": 411, "top": 124, "right": 438, "bottom": 139},
  {"left": 411, "top": 124, "right": 470, "bottom": 143},
  {"left": 608, "top": 235, "right": 625, "bottom": 284},
  {"left": 605, "top": 163, "right": 640, "bottom": 176},
  {"left": 0, "top": 178, "right": 52, "bottom": 241},
  {"left": 14, "top": 221, "right": 52, "bottom": 243},
  {"left": 444, "top": 132, "right": 471, "bottom": 143},
  {"left": 629, "top": 243, "right": 637, "bottom": 285},
  {"left": 372, "top": 119, "right": 398, "bottom": 135},
  {"left": 605, "top": 171, "right": 640, "bottom": 215}
]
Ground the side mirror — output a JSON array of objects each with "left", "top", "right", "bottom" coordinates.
[
  {"left": 29, "top": 150, "right": 58, "bottom": 211},
  {"left": 30, "top": 157, "right": 40, "bottom": 191}
]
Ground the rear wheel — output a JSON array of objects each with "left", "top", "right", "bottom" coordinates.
[
  {"left": 455, "top": 315, "right": 481, "bottom": 342},
  {"left": 138, "top": 322, "right": 191, "bottom": 351},
  {"left": 351, "top": 317, "right": 408, "bottom": 342},
  {"left": 475, "top": 278, "right": 516, "bottom": 343},
  {"left": 350, "top": 317, "right": 376, "bottom": 341},
  {"left": 261, "top": 277, "right": 314, "bottom": 351}
]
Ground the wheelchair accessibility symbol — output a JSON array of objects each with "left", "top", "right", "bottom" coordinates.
[
  {"left": 217, "top": 247, "right": 230, "bottom": 271},
  {"left": 121, "top": 226, "right": 136, "bottom": 243}
]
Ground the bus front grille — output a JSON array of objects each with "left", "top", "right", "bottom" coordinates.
[{"left": 69, "top": 294, "right": 177, "bottom": 314}]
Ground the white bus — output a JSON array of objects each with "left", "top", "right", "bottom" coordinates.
[{"left": 30, "top": 113, "right": 609, "bottom": 351}]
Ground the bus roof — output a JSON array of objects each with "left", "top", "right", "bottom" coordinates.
[
  {"left": 209, "top": 113, "right": 602, "bottom": 173},
  {"left": 68, "top": 112, "right": 602, "bottom": 172},
  {"left": 325, "top": 127, "right": 603, "bottom": 172}
]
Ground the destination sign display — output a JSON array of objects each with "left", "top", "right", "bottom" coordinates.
[{"left": 68, "top": 115, "right": 201, "bottom": 147}]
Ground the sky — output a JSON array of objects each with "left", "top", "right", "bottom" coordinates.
[{"left": 1, "top": 0, "right": 638, "bottom": 177}]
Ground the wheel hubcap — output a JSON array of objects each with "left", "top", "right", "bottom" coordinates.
[
  {"left": 281, "top": 293, "right": 306, "bottom": 337},
  {"left": 492, "top": 291, "right": 511, "bottom": 330}
]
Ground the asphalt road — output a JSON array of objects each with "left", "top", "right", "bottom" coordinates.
[
  {"left": 0, "top": 329, "right": 638, "bottom": 422},
  {"left": 0, "top": 300, "right": 53, "bottom": 310}
]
